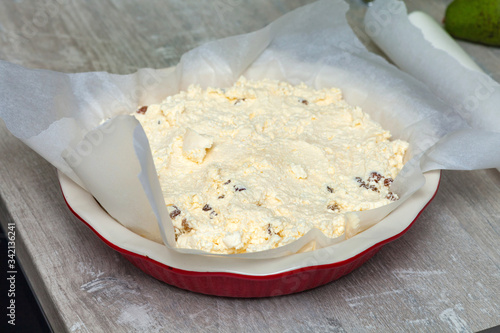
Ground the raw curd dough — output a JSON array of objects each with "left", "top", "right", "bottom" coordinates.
[{"left": 134, "top": 77, "right": 408, "bottom": 254}]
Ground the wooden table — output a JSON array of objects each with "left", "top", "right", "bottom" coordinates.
[{"left": 1, "top": 0, "right": 499, "bottom": 332}]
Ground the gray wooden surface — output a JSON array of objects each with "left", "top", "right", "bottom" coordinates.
[{"left": 1, "top": 0, "right": 499, "bottom": 332}]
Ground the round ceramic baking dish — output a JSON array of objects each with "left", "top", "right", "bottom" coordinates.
[{"left": 59, "top": 170, "right": 440, "bottom": 297}]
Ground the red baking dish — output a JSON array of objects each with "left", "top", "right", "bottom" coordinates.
[{"left": 60, "top": 170, "right": 440, "bottom": 297}]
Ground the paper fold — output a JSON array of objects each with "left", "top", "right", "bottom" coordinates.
[
  {"left": 62, "top": 115, "right": 163, "bottom": 244},
  {"left": 365, "top": 0, "right": 500, "bottom": 171}
]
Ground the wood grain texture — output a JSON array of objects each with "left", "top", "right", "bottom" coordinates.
[{"left": 0, "top": 0, "right": 499, "bottom": 332}]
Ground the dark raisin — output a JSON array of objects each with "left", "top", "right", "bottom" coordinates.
[
  {"left": 369, "top": 185, "right": 380, "bottom": 193},
  {"left": 182, "top": 218, "right": 193, "bottom": 232},
  {"left": 169, "top": 206, "right": 181, "bottom": 219},
  {"left": 327, "top": 203, "right": 340, "bottom": 212},
  {"left": 326, "top": 186, "right": 334, "bottom": 193},
  {"left": 234, "top": 98, "right": 246, "bottom": 105},
  {"left": 386, "top": 192, "right": 397, "bottom": 201},
  {"left": 224, "top": 180, "right": 231, "bottom": 185},
  {"left": 356, "top": 177, "right": 369, "bottom": 189},
  {"left": 137, "top": 106, "right": 148, "bottom": 114},
  {"left": 360, "top": 184, "right": 368, "bottom": 189},
  {"left": 384, "top": 178, "right": 393, "bottom": 187},
  {"left": 267, "top": 224, "right": 272, "bottom": 235},
  {"left": 234, "top": 185, "right": 246, "bottom": 192},
  {"left": 368, "top": 172, "right": 383, "bottom": 183},
  {"left": 202, "top": 204, "right": 212, "bottom": 211},
  {"left": 218, "top": 195, "right": 225, "bottom": 199}
]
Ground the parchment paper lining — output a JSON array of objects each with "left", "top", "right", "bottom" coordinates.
[{"left": 1, "top": 0, "right": 498, "bottom": 259}]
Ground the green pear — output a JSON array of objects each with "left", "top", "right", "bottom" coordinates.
[{"left": 444, "top": 0, "right": 500, "bottom": 46}]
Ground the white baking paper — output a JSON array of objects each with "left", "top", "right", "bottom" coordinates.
[
  {"left": 365, "top": 0, "right": 500, "bottom": 171},
  {"left": 1, "top": 0, "right": 498, "bottom": 259}
]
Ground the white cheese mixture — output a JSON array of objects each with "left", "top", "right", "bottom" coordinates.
[{"left": 134, "top": 77, "right": 408, "bottom": 254}]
